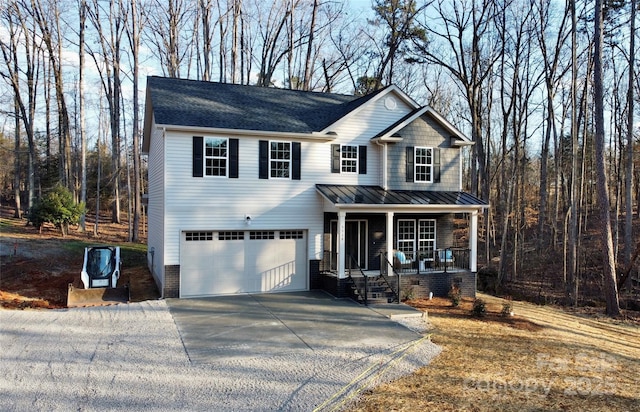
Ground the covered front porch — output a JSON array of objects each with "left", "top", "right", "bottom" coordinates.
[{"left": 314, "top": 185, "right": 487, "bottom": 304}]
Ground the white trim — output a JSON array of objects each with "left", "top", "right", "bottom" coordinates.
[
  {"left": 414, "top": 146, "right": 434, "bottom": 183},
  {"left": 154, "top": 123, "right": 337, "bottom": 142},
  {"left": 318, "top": 86, "right": 420, "bottom": 134},
  {"left": 330, "top": 219, "right": 368, "bottom": 270},
  {"left": 340, "top": 144, "right": 359, "bottom": 174},
  {"left": 418, "top": 219, "right": 437, "bottom": 251},
  {"left": 470, "top": 211, "right": 478, "bottom": 272},
  {"left": 204, "top": 136, "right": 229, "bottom": 178},
  {"left": 269, "top": 141, "right": 292, "bottom": 180},
  {"left": 374, "top": 106, "right": 471, "bottom": 143},
  {"left": 386, "top": 212, "right": 394, "bottom": 276},
  {"left": 397, "top": 219, "right": 416, "bottom": 254},
  {"left": 337, "top": 211, "right": 346, "bottom": 279}
]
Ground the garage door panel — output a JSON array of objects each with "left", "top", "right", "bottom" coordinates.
[{"left": 180, "top": 230, "right": 307, "bottom": 297}]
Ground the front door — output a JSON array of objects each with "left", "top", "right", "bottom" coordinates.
[{"left": 331, "top": 220, "right": 368, "bottom": 270}]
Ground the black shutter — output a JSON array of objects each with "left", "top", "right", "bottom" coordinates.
[
  {"left": 193, "top": 136, "right": 203, "bottom": 177},
  {"left": 406, "top": 146, "right": 414, "bottom": 182},
  {"left": 259, "top": 140, "right": 269, "bottom": 179},
  {"left": 229, "top": 138, "right": 239, "bottom": 178},
  {"left": 433, "top": 148, "right": 441, "bottom": 183},
  {"left": 331, "top": 144, "right": 340, "bottom": 173},
  {"left": 358, "top": 145, "right": 367, "bottom": 175},
  {"left": 292, "top": 142, "right": 301, "bottom": 180}
]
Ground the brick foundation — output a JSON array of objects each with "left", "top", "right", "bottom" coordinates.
[
  {"left": 316, "top": 271, "right": 476, "bottom": 301},
  {"left": 164, "top": 265, "right": 180, "bottom": 298}
]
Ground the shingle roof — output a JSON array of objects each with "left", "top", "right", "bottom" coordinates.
[
  {"left": 316, "top": 184, "right": 488, "bottom": 208},
  {"left": 146, "top": 76, "right": 384, "bottom": 134}
]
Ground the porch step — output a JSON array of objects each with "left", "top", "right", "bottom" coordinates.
[{"left": 348, "top": 275, "right": 399, "bottom": 305}]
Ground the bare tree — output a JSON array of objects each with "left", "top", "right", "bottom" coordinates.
[
  {"left": 415, "top": 0, "right": 500, "bottom": 264},
  {"left": 301, "top": 0, "right": 319, "bottom": 90},
  {"left": 624, "top": 0, "right": 636, "bottom": 270},
  {"left": 253, "top": 0, "right": 299, "bottom": 87},
  {"left": 0, "top": 1, "right": 40, "bottom": 213},
  {"left": 124, "top": 0, "right": 144, "bottom": 241},
  {"left": 230, "top": 0, "right": 242, "bottom": 83},
  {"left": 87, "top": 0, "right": 126, "bottom": 223},
  {"left": 593, "top": 0, "right": 620, "bottom": 316},
  {"left": 78, "top": 0, "right": 87, "bottom": 231},
  {"left": 143, "top": 0, "right": 193, "bottom": 78},
  {"left": 534, "top": 0, "right": 570, "bottom": 245},
  {"left": 30, "top": 0, "right": 73, "bottom": 192}
]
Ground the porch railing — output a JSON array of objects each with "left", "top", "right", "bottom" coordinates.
[
  {"left": 320, "top": 251, "right": 400, "bottom": 304},
  {"left": 382, "top": 248, "right": 471, "bottom": 275}
]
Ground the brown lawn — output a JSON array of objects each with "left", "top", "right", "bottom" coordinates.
[{"left": 349, "top": 295, "right": 640, "bottom": 411}]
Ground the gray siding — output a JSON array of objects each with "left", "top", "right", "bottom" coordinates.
[{"left": 387, "top": 114, "right": 461, "bottom": 191}]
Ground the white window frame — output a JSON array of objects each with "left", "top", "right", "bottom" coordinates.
[
  {"left": 397, "top": 219, "right": 416, "bottom": 256},
  {"left": 417, "top": 219, "right": 436, "bottom": 253},
  {"left": 341, "top": 144, "right": 358, "bottom": 173},
  {"left": 204, "top": 137, "right": 228, "bottom": 177},
  {"left": 270, "top": 141, "right": 291, "bottom": 179},
  {"left": 415, "top": 146, "right": 433, "bottom": 182}
]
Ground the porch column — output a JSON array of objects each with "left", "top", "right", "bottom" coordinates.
[
  {"left": 470, "top": 210, "right": 478, "bottom": 272},
  {"left": 386, "top": 211, "right": 394, "bottom": 274},
  {"left": 337, "top": 210, "right": 346, "bottom": 279}
]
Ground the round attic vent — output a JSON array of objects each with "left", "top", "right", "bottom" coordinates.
[{"left": 384, "top": 96, "right": 397, "bottom": 111}]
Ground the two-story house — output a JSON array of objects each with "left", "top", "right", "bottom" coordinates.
[{"left": 142, "top": 76, "right": 488, "bottom": 301}]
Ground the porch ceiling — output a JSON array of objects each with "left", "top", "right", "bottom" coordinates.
[{"left": 316, "top": 184, "right": 488, "bottom": 211}]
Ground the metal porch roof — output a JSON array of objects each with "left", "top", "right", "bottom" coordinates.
[{"left": 316, "top": 184, "right": 488, "bottom": 209}]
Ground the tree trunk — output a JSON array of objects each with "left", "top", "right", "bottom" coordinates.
[
  {"left": 79, "top": 0, "right": 87, "bottom": 232},
  {"left": 302, "top": 0, "right": 318, "bottom": 90},
  {"left": 567, "top": 0, "right": 579, "bottom": 305},
  {"left": 13, "top": 97, "right": 22, "bottom": 219},
  {"left": 130, "top": 0, "right": 142, "bottom": 242},
  {"left": 624, "top": 0, "right": 636, "bottom": 268},
  {"left": 593, "top": 0, "right": 620, "bottom": 317}
]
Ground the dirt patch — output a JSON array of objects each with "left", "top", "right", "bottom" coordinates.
[{"left": 1, "top": 214, "right": 159, "bottom": 309}]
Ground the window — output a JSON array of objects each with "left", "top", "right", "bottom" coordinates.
[
  {"left": 331, "top": 144, "right": 367, "bottom": 174},
  {"left": 397, "top": 220, "right": 415, "bottom": 256},
  {"left": 406, "top": 146, "right": 440, "bottom": 183},
  {"left": 418, "top": 220, "right": 436, "bottom": 253},
  {"left": 193, "top": 136, "right": 238, "bottom": 178},
  {"left": 185, "top": 231, "right": 213, "bottom": 241},
  {"left": 341, "top": 145, "right": 358, "bottom": 173},
  {"left": 249, "top": 231, "right": 275, "bottom": 240},
  {"left": 415, "top": 147, "right": 433, "bottom": 182},
  {"left": 218, "top": 231, "right": 244, "bottom": 240},
  {"left": 397, "top": 219, "right": 437, "bottom": 260},
  {"left": 259, "top": 140, "right": 300, "bottom": 180},
  {"left": 205, "top": 138, "right": 227, "bottom": 176},
  {"left": 270, "top": 141, "right": 291, "bottom": 178},
  {"left": 280, "top": 230, "right": 304, "bottom": 239}
]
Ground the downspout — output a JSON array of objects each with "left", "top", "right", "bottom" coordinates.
[{"left": 375, "top": 140, "right": 388, "bottom": 190}]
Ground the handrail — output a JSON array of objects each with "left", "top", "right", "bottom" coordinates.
[
  {"left": 379, "top": 253, "right": 401, "bottom": 303},
  {"left": 346, "top": 254, "right": 368, "bottom": 305}
]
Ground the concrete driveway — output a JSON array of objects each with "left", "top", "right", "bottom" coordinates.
[
  {"left": 166, "top": 291, "right": 427, "bottom": 363},
  {"left": 2, "top": 292, "right": 440, "bottom": 411}
]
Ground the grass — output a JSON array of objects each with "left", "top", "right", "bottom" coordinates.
[{"left": 350, "top": 295, "right": 639, "bottom": 411}]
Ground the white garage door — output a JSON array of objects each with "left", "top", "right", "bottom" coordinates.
[{"left": 180, "top": 230, "right": 308, "bottom": 297}]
